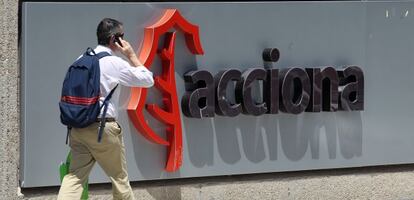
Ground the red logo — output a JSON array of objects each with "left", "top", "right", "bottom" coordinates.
[{"left": 127, "top": 9, "right": 204, "bottom": 172}]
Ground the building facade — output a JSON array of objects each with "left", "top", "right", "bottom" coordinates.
[{"left": 2, "top": 0, "right": 414, "bottom": 199}]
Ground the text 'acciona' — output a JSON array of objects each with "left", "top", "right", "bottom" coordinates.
[{"left": 181, "top": 48, "right": 364, "bottom": 118}]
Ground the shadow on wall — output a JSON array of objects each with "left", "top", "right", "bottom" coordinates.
[
  {"left": 117, "top": 27, "right": 362, "bottom": 179},
  {"left": 184, "top": 111, "right": 363, "bottom": 165}
]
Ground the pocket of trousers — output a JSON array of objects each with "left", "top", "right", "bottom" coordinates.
[{"left": 107, "top": 122, "right": 122, "bottom": 137}]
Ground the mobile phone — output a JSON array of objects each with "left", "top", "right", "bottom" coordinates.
[{"left": 114, "top": 36, "right": 123, "bottom": 47}]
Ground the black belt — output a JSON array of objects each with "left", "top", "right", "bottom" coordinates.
[{"left": 96, "top": 118, "right": 116, "bottom": 122}]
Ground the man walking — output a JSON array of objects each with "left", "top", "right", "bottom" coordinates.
[{"left": 58, "top": 18, "right": 154, "bottom": 200}]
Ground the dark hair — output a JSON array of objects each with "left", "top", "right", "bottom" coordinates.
[{"left": 96, "top": 18, "right": 123, "bottom": 45}]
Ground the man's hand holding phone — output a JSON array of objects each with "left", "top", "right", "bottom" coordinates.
[{"left": 114, "top": 38, "right": 143, "bottom": 67}]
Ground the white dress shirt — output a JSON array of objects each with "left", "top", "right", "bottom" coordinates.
[{"left": 89, "top": 45, "right": 154, "bottom": 118}]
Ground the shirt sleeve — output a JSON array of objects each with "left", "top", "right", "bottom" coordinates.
[{"left": 114, "top": 57, "right": 154, "bottom": 88}]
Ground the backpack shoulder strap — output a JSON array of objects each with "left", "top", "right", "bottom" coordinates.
[
  {"left": 84, "top": 47, "right": 110, "bottom": 59},
  {"left": 97, "top": 84, "right": 119, "bottom": 142},
  {"left": 96, "top": 52, "right": 111, "bottom": 59}
]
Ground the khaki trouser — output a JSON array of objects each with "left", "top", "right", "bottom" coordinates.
[{"left": 57, "top": 122, "right": 135, "bottom": 200}]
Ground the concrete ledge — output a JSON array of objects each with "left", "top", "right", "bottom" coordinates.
[
  {"left": 0, "top": 0, "right": 20, "bottom": 199},
  {"left": 22, "top": 165, "right": 414, "bottom": 200}
]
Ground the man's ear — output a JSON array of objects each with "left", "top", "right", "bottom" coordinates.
[{"left": 109, "top": 35, "right": 115, "bottom": 45}]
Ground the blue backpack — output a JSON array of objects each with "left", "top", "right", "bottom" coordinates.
[{"left": 59, "top": 48, "right": 118, "bottom": 143}]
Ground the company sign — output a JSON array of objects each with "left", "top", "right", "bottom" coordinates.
[{"left": 129, "top": 9, "right": 364, "bottom": 172}]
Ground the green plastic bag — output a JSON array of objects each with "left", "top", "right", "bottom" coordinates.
[{"left": 59, "top": 151, "right": 89, "bottom": 200}]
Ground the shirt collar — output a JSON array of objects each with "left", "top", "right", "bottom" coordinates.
[{"left": 94, "top": 45, "right": 113, "bottom": 55}]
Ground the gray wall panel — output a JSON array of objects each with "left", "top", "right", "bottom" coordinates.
[{"left": 21, "top": 2, "right": 414, "bottom": 187}]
